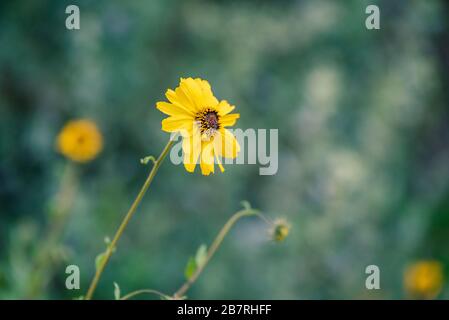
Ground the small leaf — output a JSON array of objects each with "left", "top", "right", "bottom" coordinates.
[
  {"left": 113, "top": 282, "right": 121, "bottom": 300},
  {"left": 195, "top": 244, "right": 207, "bottom": 268},
  {"left": 140, "top": 156, "right": 156, "bottom": 165},
  {"left": 95, "top": 252, "right": 107, "bottom": 272},
  {"left": 184, "top": 257, "right": 197, "bottom": 280},
  {"left": 184, "top": 244, "right": 208, "bottom": 280},
  {"left": 241, "top": 200, "right": 251, "bottom": 210}
]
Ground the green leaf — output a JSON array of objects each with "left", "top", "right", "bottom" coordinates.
[
  {"left": 240, "top": 200, "right": 251, "bottom": 210},
  {"left": 95, "top": 252, "right": 106, "bottom": 272},
  {"left": 184, "top": 244, "right": 208, "bottom": 280},
  {"left": 184, "top": 257, "right": 197, "bottom": 280},
  {"left": 113, "top": 282, "right": 121, "bottom": 300},
  {"left": 195, "top": 244, "right": 207, "bottom": 268}
]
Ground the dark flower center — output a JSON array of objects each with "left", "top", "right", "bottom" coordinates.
[
  {"left": 77, "top": 135, "right": 86, "bottom": 144},
  {"left": 204, "top": 112, "right": 219, "bottom": 129},
  {"left": 196, "top": 109, "right": 220, "bottom": 134}
]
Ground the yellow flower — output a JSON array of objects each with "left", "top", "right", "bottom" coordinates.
[
  {"left": 156, "top": 77, "right": 240, "bottom": 175},
  {"left": 56, "top": 119, "right": 103, "bottom": 163},
  {"left": 404, "top": 260, "right": 444, "bottom": 299},
  {"left": 270, "top": 218, "right": 290, "bottom": 242}
]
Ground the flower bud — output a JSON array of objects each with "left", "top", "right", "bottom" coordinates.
[{"left": 271, "top": 219, "right": 290, "bottom": 242}]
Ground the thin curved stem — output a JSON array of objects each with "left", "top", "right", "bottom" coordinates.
[
  {"left": 173, "top": 208, "right": 262, "bottom": 299},
  {"left": 120, "top": 289, "right": 170, "bottom": 300},
  {"left": 85, "top": 139, "right": 174, "bottom": 300}
]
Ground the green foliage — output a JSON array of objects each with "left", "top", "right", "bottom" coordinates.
[
  {"left": 185, "top": 244, "right": 208, "bottom": 280},
  {"left": 95, "top": 252, "right": 107, "bottom": 273},
  {"left": 140, "top": 156, "right": 156, "bottom": 165},
  {"left": 184, "top": 258, "right": 197, "bottom": 281},
  {"left": 113, "top": 282, "right": 121, "bottom": 300}
]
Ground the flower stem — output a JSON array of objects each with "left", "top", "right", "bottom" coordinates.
[
  {"left": 120, "top": 289, "right": 170, "bottom": 300},
  {"left": 173, "top": 207, "right": 261, "bottom": 299},
  {"left": 85, "top": 139, "right": 174, "bottom": 300}
]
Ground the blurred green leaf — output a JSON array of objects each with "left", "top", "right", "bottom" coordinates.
[
  {"left": 95, "top": 252, "right": 107, "bottom": 272},
  {"left": 140, "top": 156, "right": 156, "bottom": 165},
  {"left": 113, "top": 282, "right": 120, "bottom": 300},
  {"left": 184, "top": 257, "right": 196, "bottom": 280},
  {"left": 184, "top": 244, "right": 208, "bottom": 280},
  {"left": 241, "top": 200, "right": 252, "bottom": 210},
  {"left": 195, "top": 244, "right": 207, "bottom": 268}
]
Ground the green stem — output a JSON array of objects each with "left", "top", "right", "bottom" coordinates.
[
  {"left": 173, "top": 208, "right": 260, "bottom": 299},
  {"left": 85, "top": 139, "right": 174, "bottom": 300},
  {"left": 120, "top": 289, "right": 169, "bottom": 300}
]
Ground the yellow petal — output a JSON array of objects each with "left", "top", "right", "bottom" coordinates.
[
  {"left": 183, "top": 149, "right": 200, "bottom": 173},
  {"left": 195, "top": 78, "right": 219, "bottom": 107},
  {"left": 182, "top": 128, "right": 201, "bottom": 172},
  {"left": 213, "top": 129, "right": 240, "bottom": 159},
  {"left": 215, "top": 154, "right": 225, "bottom": 173},
  {"left": 161, "top": 116, "right": 192, "bottom": 132},
  {"left": 184, "top": 157, "right": 197, "bottom": 172},
  {"left": 220, "top": 113, "right": 240, "bottom": 127},
  {"left": 156, "top": 101, "right": 194, "bottom": 117},
  {"left": 200, "top": 141, "right": 215, "bottom": 175},
  {"left": 180, "top": 78, "right": 204, "bottom": 111},
  {"left": 217, "top": 100, "right": 235, "bottom": 116},
  {"left": 165, "top": 89, "right": 197, "bottom": 114},
  {"left": 182, "top": 126, "right": 201, "bottom": 154}
]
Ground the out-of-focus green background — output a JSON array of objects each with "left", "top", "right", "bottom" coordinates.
[{"left": 1, "top": 0, "right": 449, "bottom": 299}]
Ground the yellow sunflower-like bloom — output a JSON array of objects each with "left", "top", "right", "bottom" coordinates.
[
  {"left": 56, "top": 119, "right": 103, "bottom": 163},
  {"left": 156, "top": 77, "right": 240, "bottom": 175},
  {"left": 404, "top": 260, "right": 444, "bottom": 299}
]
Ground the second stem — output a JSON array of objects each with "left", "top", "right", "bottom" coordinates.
[
  {"left": 85, "top": 139, "right": 174, "bottom": 300},
  {"left": 173, "top": 208, "right": 260, "bottom": 298}
]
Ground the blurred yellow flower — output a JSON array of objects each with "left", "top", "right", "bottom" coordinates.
[
  {"left": 156, "top": 77, "right": 240, "bottom": 175},
  {"left": 404, "top": 260, "right": 444, "bottom": 299},
  {"left": 270, "top": 218, "right": 290, "bottom": 242},
  {"left": 56, "top": 119, "right": 103, "bottom": 163}
]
